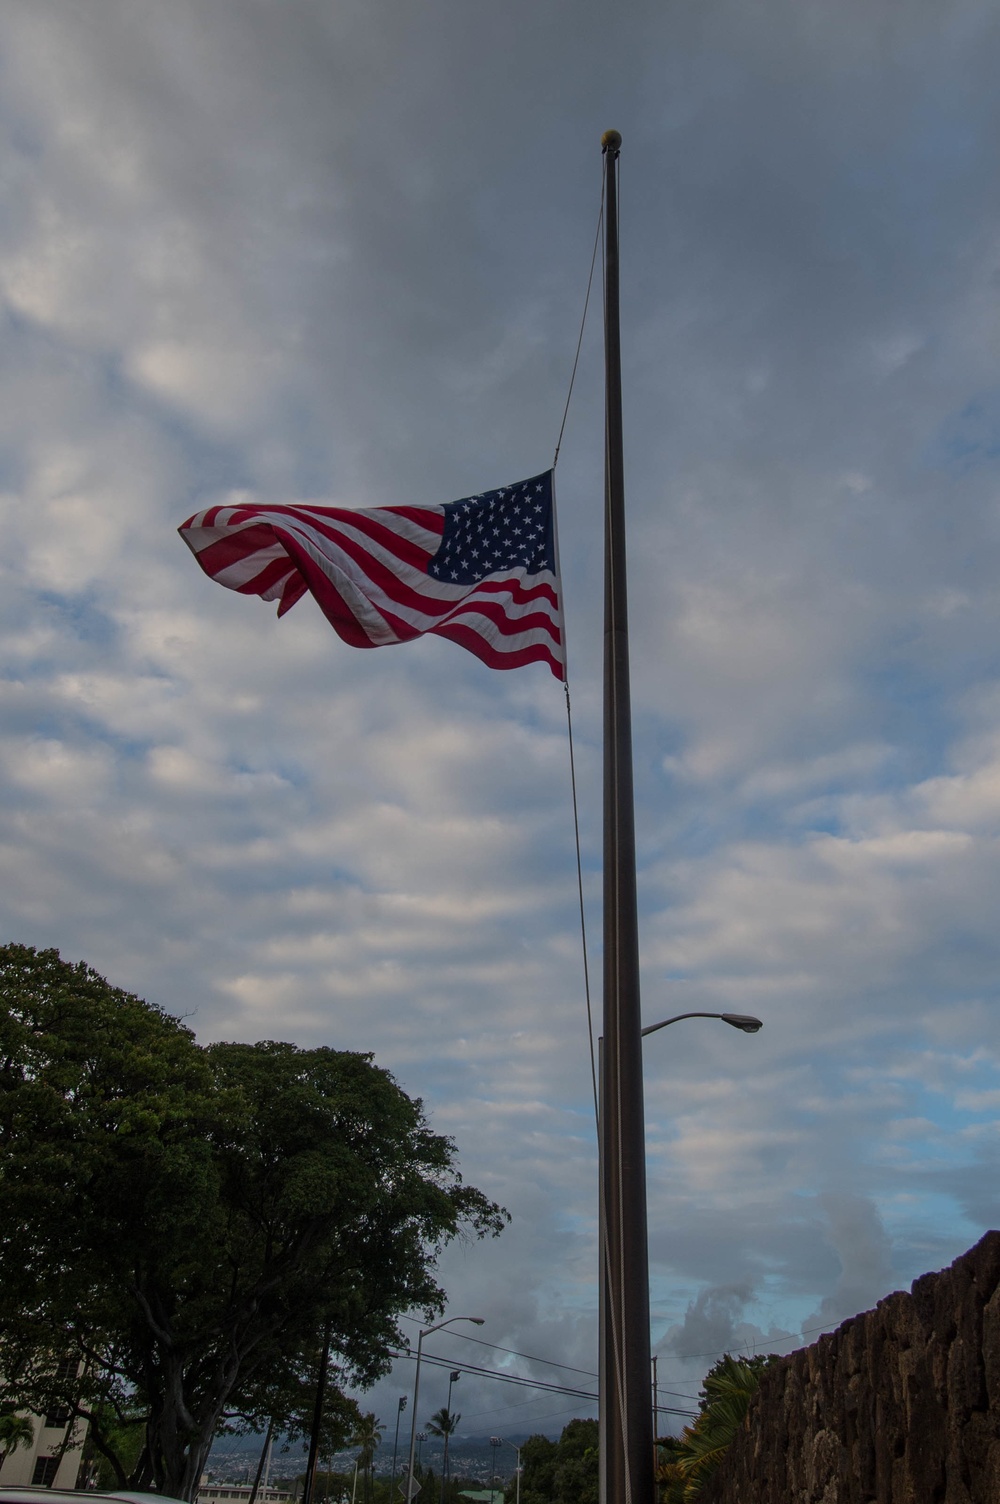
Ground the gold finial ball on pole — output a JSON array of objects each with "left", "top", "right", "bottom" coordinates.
[{"left": 601, "top": 129, "right": 622, "bottom": 152}]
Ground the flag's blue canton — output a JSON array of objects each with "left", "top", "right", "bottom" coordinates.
[{"left": 428, "top": 472, "right": 555, "bottom": 584}]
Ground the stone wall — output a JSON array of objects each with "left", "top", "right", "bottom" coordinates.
[{"left": 698, "top": 1230, "right": 1000, "bottom": 1504}]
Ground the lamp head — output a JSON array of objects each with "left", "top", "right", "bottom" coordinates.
[{"left": 721, "top": 1013, "right": 763, "bottom": 1033}]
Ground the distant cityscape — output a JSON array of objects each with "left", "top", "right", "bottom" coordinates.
[{"left": 205, "top": 1433, "right": 544, "bottom": 1487}]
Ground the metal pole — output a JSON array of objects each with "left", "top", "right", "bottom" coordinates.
[
  {"left": 405, "top": 1319, "right": 482, "bottom": 1504},
  {"left": 404, "top": 1331, "right": 427, "bottom": 1504},
  {"left": 390, "top": 1396, "right": 407, "bottom": 1501},
  {"left": 600, "top": 126, "right": 654, "bottom": 1504},
  {"left": 488, "top": 1439, "right": 499, "bottom": 1504},
  {"left": 303, "top": 1323, "right": 333, "bottom": 1504},
  {"left": 493, "top": 1439, "right": 520, "bottom": 1504},
  {"left": 443, "top": 1371, "right": 460, "bottom": 1495},
  {"left": 598, "top": 1036, "right": 607, "bottom": 1504},
  {"left": 249, "top": 1418, "right": 275, "bottom": 1504}
]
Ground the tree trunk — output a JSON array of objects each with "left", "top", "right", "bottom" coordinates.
[{"left": 141, "top": 1356, "right": 233, "bottom": 1501}]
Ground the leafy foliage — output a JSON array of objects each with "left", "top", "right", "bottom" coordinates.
[
  {"left": 426, "top": 1406, "right": 461, "bottom": 1441},
  {"left": 0, "top": 945, "right": 507, "bottom": 1501},
  {"left": 513, "top": 1418, "right": 598, "bottom": 1504},
  {"left": 0, "top": 1413, "right": 35, "bottom": 1467},
  {"left": 656, "top": 1353, "right": 779, "bottom": 1503},
  {"left": 350, "top": 1412, "right": 384, "bottom": 1504}
]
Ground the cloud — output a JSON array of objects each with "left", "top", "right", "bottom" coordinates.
[
  {"left": 658, "top": 1282, "right": 756, "bottom": 1361},
  {"left": 805, "top": 1193, "right": 895, "bottom": 1329}
]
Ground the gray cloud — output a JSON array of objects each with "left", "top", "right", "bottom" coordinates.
[{"left": 805, "top": 1193, "right": 895, "bottom": 1329}]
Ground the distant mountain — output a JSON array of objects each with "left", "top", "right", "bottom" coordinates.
[{"left": 205, "top": 1428, "right": 562, "bottom": 1486}]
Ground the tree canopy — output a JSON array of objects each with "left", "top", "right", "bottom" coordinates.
[
  {"left": 513, "top": 1419, "right": 598, "bottom": 1504},
  {"left": 0, "top": 944, "right": 507, "bottom": 1500}
]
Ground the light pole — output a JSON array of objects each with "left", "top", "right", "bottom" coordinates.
[
  {"left": 390, "top": 1396, "right": 407, "bottom": 1502},
  {"left": 442, "top": 1371, "right": 461, "bottom": 1495},
  {"left": 598, "top": 1010, "right": 764, "bottom": 1504},
  {"left": 626, "top": 1009, "right": 763, "bottom": 1500},
  {"left": 488, "top": 1438, "right": 500, "bottom": 1504},
  {"left": 405, "top": 1318, "right": 484, "bottom": 1503},
  {"left": 490, "top": 1439, "right": 520, "bottom": 1504}
]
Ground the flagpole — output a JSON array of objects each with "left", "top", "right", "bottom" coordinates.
[{"left": 600, "top": 129, "right": 654, "bottom": 1504}]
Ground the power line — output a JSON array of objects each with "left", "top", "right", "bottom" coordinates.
[
  {"left": 398, "top": 1317, "right": 598, "bottom": 1380},
  {"left": 653, "top": 1319, "right": 837, "bottom": 1367},
  {"left": 397, "top": 1312, "right": 825, "bottom": 1409},
  {"left": 390, "top": 1347, "right": 696, "bottom": 1419},
  {"left": 402, "top": 1310, "right": 829, "bottom": 1390},
  {"left": 390, "top": 1348, "right": 595, "bottom": 1402}
]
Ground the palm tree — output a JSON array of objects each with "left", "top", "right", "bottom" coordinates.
[
  {"left": 656, "top": 1354, "right": 775, "bottom": 1503},
  {"left": 426, "top": 1409, "right": 460, "bottom": 1504},
  {"left": 350, "top": 1412, "right": 384, "bottom": 1504},
  {"left": 0, "top": 1414, "right": 35, "bottom": 1473}
]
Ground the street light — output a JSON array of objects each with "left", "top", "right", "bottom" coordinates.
[
  {"left": 442, "top": 1371, "right": 461, "bottom": 1493},
  {"left": 598, "top": 1009, "right": 763, "bottom": 1504},
  {"left": 490, "top": 1438, "right": 521, "bottom": 1504},
  {"left": 641, "top": 1011, "right": 763, "bottom": 1038},
  {"left": 404, "top": 1318, "right": 484, "bottom": 1503},
  {"left": 488, "top": 1438, "right": 500, "bottom": 1504},
  {"left": 389, "top": 1396, "right": 407, "bottom": 1503}
]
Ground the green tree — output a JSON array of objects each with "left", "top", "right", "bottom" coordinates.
[
  {"left": 516, "top": 1433, "right": 557, "bottom": 1504},
  {"left": 426, "top": 1408, "right": 459, "bottom": 1503},
  {"left": 426, "top": 1407, "right": 460, "bottom": 1440},
  {"left": 656, "top": 1353, "right": 778, "bottom": 1503},
  {"left": 513, "top": 1420, "right": 597, "bottom": 1504},
  {"left": 0, "top": 945, "right": 507, "bottom": 1502},
  {"left": 0, "top": 1413, "right": 34, "bottom": 1471},
  {"left": 84, "top": 1406, "right": 146, "bottom": 1491},
  {"left": 350, "top": 1412, "right": 384, "bottom": 1504}
]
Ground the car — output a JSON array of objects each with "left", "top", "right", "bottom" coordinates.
[{"left": 0, "top": 1490, "right": 186, "bottom": 1504}]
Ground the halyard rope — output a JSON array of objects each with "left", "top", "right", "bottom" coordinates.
[{"left": 552, "top": 153, "right": 634, "bottom": 1504}]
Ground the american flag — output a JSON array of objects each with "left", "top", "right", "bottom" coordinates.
[{"left": 178, "top": 471, "right": 564, "bottom": 679}]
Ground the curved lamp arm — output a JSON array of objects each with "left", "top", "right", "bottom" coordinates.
[{"left": 641, "top": 1011, "right": 763, "bottom": 1037}]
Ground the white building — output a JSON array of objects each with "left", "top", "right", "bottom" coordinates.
[
  {"left": 0, "top": 1404, "right": 86, "bottom": 1490},
  {"left": 196, "top": 1487, "right": 295, "bottom": 1504}
]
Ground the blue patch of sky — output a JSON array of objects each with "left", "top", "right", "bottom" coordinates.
[
  {"left": 201, "top": 854, "right": 367, "bottom": 901},
  {"left": 0, "top": 435, "right": 26, "bottom": 494},
  {"left": 782, "top": 798, "right": 846, "bottom": 839},
  {"left": 35, "top": 588, "right": 120, "bottom": 651},
  {"left": 855, "top": 657, "right": 956, "bottom": 781},
  {"left": 924, "top": 387, "right": 1000, "bottom": 473},
  {"left": 883, "top": 1191, "right": 982, "bottom": 1249},
  {"left": 0, "top": 75, "right": 47, "bottom": 165},
  {"left": 233, "top": 757, "right": 310, "bottom": 790}
]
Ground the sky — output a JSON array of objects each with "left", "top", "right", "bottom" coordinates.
[{"left": 2, "top": 0, "right": 1000, "bottom": 1445}]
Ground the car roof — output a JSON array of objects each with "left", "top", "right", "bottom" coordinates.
[{"left": 0, "top": 1491, "right": 186, "bottom": 1504}]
